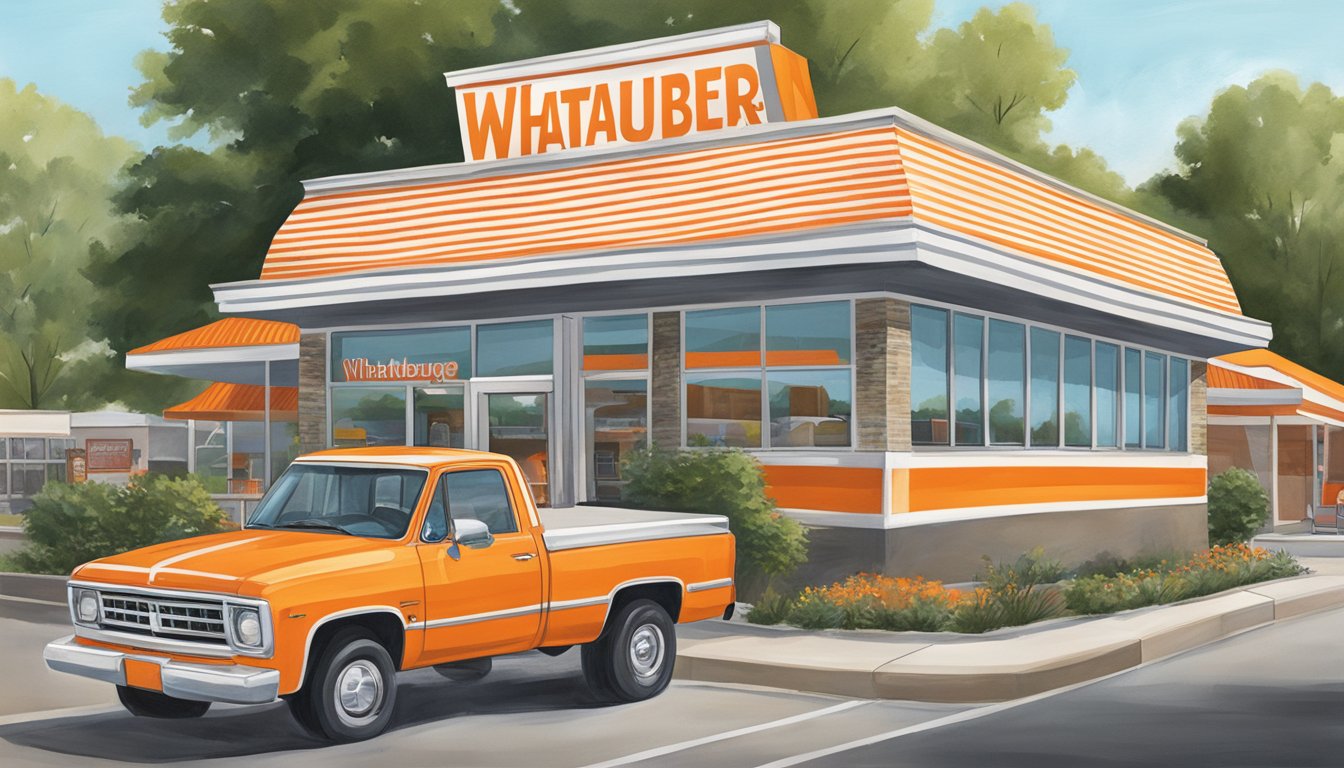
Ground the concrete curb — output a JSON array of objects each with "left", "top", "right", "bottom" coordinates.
[
  {"left": 0, "top": 572, "right": 67, "bottom": 603},
  {"left": 673, "top": 575, "right": 1344, "bottom": 702}
]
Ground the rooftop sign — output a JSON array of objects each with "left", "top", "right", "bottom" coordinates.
[{"left": 443, "top": 21, "right": 817, "bottom": 163}]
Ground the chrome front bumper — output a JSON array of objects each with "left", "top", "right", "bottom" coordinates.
[{"left": 43, "top": 635, "right": 279, "bottom": 705}]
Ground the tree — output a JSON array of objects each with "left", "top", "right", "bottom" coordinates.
[
  {"left": 1147, "top": 73, "right": 1344, "bottom": 379},
  {"left": 90, "top": 0, "right": 1108, "bottom": 411},
  {"left": 0, "top": 79, "right": 135, "bottom": 409}
]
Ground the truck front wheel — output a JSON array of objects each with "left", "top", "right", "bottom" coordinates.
[
  {"left": 581, "top": 599, "right": 676, "bottom": 702},
  {"left": 289, "top": 628, "right": 398, "bottom": 742},
  {"left": 116, "top": 686, "right": 210, "bottom": 719}
]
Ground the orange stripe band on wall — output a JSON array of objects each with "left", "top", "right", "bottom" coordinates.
[
  {"left": 763, "top": 465, "right": 883, "bottom": 514},
  {"left": 901, "top": 465, "right": 1207, "bottom": 513}
]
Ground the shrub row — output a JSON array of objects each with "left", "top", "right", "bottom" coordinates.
[
  {"left": 749, "top": 544, "right": 1304, "bottom": 634},
  {"left": 1063, "top": 543, "right": 1304, "bottom": 614}
]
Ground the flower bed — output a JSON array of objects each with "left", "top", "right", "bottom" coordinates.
[
  {"left": 747, "top": 544, "right": 1304, "bottom": 634},
  {"left": 1063, "top": 544, "right": 1303, "bottom": 614}
]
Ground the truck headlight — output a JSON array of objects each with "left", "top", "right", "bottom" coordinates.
[
  {"left": 75, "top": 589, "right": 99, "bottom": 623},
  {"left": 232, "top": 607, "right": 263, "bottom": 648}
]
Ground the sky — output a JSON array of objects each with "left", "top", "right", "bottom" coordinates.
[{"left": 2, "top": 0, "right": 1343, "bottom": 186}]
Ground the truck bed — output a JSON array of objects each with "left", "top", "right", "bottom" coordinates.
[{"left": 539, "top": 506, "right": 731, "bottom": 551}]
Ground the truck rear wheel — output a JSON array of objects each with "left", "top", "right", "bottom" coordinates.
[
  {"left": 116, "top": 686, "right": 210, "bottom": 719},
  {"left": 581, "top": 598, "right": 676, "bottom": 702},
  {"left": 289, "top": 628, "right": 398, "bottom": 742}
]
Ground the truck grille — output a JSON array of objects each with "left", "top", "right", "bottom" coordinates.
[{"left": 99, "top": 591, "right": 228, "bottom": 644}]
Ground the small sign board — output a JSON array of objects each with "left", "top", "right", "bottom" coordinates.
[
  {"left": 86, "top": 439, "right": 133, "bottom": 473},
  {"left": 65, "top": 448, "right": 87, "bottom": 484}
]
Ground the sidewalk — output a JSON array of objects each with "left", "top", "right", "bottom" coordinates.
[{"left": 674, "top": 574, "right": 1344, "bottom": 702}]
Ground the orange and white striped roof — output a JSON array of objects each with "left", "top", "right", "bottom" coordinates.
[
  {"left": 163, "top": 382, "right": 298, "bottom": 422},
  {"left": 129, "top": 317, "right": 299, "bottom": 355},
  {"left": 257, "top": 110, "right": 1242, "bottom": 317},
  {"left": 1210, "top": 350, "right": 1344, "bottom": 424}
]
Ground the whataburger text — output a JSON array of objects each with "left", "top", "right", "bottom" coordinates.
[
  {"left": 459, "top": 62, "right": 766, "bottom": 161},
  {"left": 342, "top": 358, "right": 459, "bottom": 382}
]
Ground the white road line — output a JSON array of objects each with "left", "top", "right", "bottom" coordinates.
[
  {"left": 575, "top": 700, "right": 870, "bottom": 768},
  {"left": 0, "top": 705, "right": 122, "bottom": 727},
  {"left": 0, "top": 594, "right": 65, "bottom": 607},
  {"left": 749, "top": 667, "right": 1147, "bottom": 768}
]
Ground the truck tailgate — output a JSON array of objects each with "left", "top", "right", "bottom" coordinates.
[{"left": 539, "top": 506, "right": 730, "bottom": 551}]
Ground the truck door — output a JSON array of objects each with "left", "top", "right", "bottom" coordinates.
[{"left": 415, "top": 466, "right": 544, "bottom": 664}]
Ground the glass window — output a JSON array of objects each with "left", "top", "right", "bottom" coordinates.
[
  {"left": 484, "top": 393, "right": 550, "bottom": 506},
  {"left": 476, "top": 320, "right": 553, "bottom": 377},
  {"left": 1029, "top": 328, "right": 1060, "bottom": 447},
  {"left": 0, "top": 439, "right": 6, "bottom": 460},
  {"left": 48, "top": 439, "right": 74, "bottom": 460},
  {"left": 331, "top": 326, "right": 471, "bottom": 382},
  {"left": 685, "top": 306, "right": 761, "bottom": 369},
  {"left": 583, "top": 314, "right": 648, "bottom": 371},
  {"left": 686, "top": 373, "right": 762, "bottom": 447},
  {"left": 270, "top": 422, "right": 301, "bottom": 488},
  {"left": 1168, "top": 358, "right": 1189, "bottom": 452},
  {"left": 953, "top": 313, "right": 984, "bottom": 445},
  {"left": 911, "top": 306, "right": 950, "bottom": 446},
  {"left": 584, "top": 379, "right": 647, "bottom": 502},
  {"left": 231, "top": 421, "right": 266, "bottom": 492},
  {"left": 13, "top": 464, "right": 45, "bottom": 497},
  {"left": 247, "top": 464, "right": 427, "bottom": 539},
  {"left": 331, "top": 386, "right": 408, "bottom": 447},
  {"left": 446, "top": 469, "right": 518, "bottom": 535},
  {"left": 421, "top": 477, "right": 449, "bottom": 542},
  {"left": 414, "top": 387, "right": 465, "bottom": 448},
  {"left": 11, "top": 438, "right": 44, "bottom": 460},
  {"left": 987, "top": 319, "right": 1026, "bottom": 445},
  {"left": 1095, "top": 342, "right": 1120, "bottom": 448},
  {"left": 1063, "top": 336, "right": 1092, "bottom": 447},
  {"left": 765, "top": 302, "right": 851, "bottom": 366},
  {"left": 0, "top": 465, "right": 7, "bottom": 495},
  {"left": 768, "top": 369, "right": 852, "bottom": 448},
  {"left": 1124, "top": 348, "right": 1143, "bottom": 449},
  {"left": 1144, "top": 352, "right": 1166, "bottom": 449}
]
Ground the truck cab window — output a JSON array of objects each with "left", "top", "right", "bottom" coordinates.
[
  {"left": 421, "top": 478, "right": 449, "bottom": 543},
  {"left": 446, "top": 469, "right": 518, "bottom": 535}
]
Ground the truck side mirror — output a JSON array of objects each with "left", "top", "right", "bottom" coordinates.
[{"left": 453, "top": 518, "right": 494, "bottom": 550}]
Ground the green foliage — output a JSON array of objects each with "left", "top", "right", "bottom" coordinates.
[
  {"left": 1064, "top": 544, "right": 1304, "bottom": 615},
  {"left": 1207, "top": 468, "right": 1271, "bottom": 545},
  {"left": 948, "top": 547, "right": 1066, "bottom": 633},
  {"left": 11, "top": 475, "right": 230, "bottom": 574},
  {"left": 745, "top": 588, "right": 791, "bottom": 626},
  {"left": 621, "top": 447, "right": 807, "bottom": 589},
  {"left": 1147, "top": 72, "right": 1344, "bottom": 381},
  {"left": 786, "top": 593, "right": 846, "bottom": 630},
  {"left": 0, "top": 79, "right": 135, "bottom": 409}
]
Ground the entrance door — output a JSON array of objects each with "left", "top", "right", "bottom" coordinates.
[{"left": 475, "top": 385, "right": 552, "bottom": 507}]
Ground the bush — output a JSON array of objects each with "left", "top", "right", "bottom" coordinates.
[
  {"left": 745, "top": 588, "right": 792, "bottom": 625},
  {"left": 621, "top": 446, "right": 807, "bottom": 592},
  {"left": 1064, "top": 544, "right": 1304, "bottom": 614},
  {"left": 948, "top": 548, "right": 1066, "bottom": 633},
  {"left": 12, "top": 475, "right": 230, "bottom": 574},
  {"left": 1207, "top": 468, "right": 1270, "bottom": 545}
]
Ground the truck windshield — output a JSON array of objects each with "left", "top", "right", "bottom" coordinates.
[{"left": 246, "top": 464, "right": 428, "bottom": 539}]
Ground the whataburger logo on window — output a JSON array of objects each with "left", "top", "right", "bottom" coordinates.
[
  {"left": 342, "top": 358, "right": 460, "bottom": 382},
  {"left": 445, "top": 22, "right": 819, "bottom": 163}
]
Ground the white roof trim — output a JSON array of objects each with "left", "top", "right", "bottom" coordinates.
[
  {"left": 126, "top": 343, "right": 299, "bottom": 370},
  {"left": 442, "top": 20, "right": 780, "bottom": 88},
  {"left": 1210, "top": 359, "right": 1344, "bottom": 415},
  {"left": 1206, "top": 387, "right": 1302, "bottom": 407},
  {"left": 212, "top": 219, "right": 1271, "bottom": 350}
]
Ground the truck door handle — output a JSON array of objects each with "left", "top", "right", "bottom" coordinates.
[{"left": 512, "top": 552, "right": 536, "bottom": 561}]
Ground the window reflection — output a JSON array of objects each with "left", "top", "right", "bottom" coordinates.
[
  {"left": 1063, "top": 336, "right": 1092, "bottom": 447},
  {"left": 1095, "top": 343, "right": 1120, "bottom": 448},
  {"left": 685, "top": 307, "right": 761, "bottom": 369},
  {"left": 768, "top": 369, "right": 852, "bottom": 448},
  {"left": 331, "top": 386, "right": 407, "bottom": 447},
  {"left": 953, "top": 313, "right": 984, "bottom": 445},
  {"left": 686, "top": 374, "right": 762, "bottom": 447},
  {"left": 911, "top": 306, "right": 950, "bottom": 446},
  {"left": 583, "top": 315, "right": 648, "bottom": 371},
  {"left": 1144, "top": 352, "right": 1166, "bottom": 449},
  {"left": 1029, "top": 328, "right": 1060, "bottom": 447},
  {"left": 414, "top": 387, "right": 465, "bottom": 448},
  {"left": 987, "top": 319, "right": 1025, "bottom": 445},
  {"left": 585, "top": 379, "right": 647, "bottom": 501},
  {"left": 765, "top": 302, "right": 851, "bottom": 366}
]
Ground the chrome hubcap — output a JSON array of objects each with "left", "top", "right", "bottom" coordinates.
[
  {"left": 335, "top": 660, "right": 383, "bottom": 723},
  {"left": 629, "top": 624, "right": 665, "bottom": 682}
]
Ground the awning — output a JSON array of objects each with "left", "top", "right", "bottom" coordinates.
[
  {"left": 127, "top": 317, "right": 299, "bottom": 386},
  {"left": 1209, "top": 350, "right": 1344, "bottom": 426},
  {"left": 163, "top": 383, "right": 298, "bottom": 422}
]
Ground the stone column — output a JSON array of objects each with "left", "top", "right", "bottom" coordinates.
[
  {"left": 650, "top": 311, "right": 682, "bottom": 449},
  {"left": 854, "top": 298, "right": 912, "bottom": 451},
  {"left": 1189, "top": 359, "right": 1208, "bottom": 455},
  {"left": 298, "top": 333, "right": 328, "bottom": 454}
]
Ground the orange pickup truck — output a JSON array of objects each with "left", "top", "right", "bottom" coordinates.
[{"left": 44, "top": 447, "right": 736, "bottom": 741}]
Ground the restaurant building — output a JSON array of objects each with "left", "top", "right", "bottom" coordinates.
[{"left": 127, "top": 22, "right": 1272, "bottom": 581}]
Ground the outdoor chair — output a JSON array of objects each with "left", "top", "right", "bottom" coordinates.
[{"left": 1307, "top": 491, "right": 1344, "bottom": 534}]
